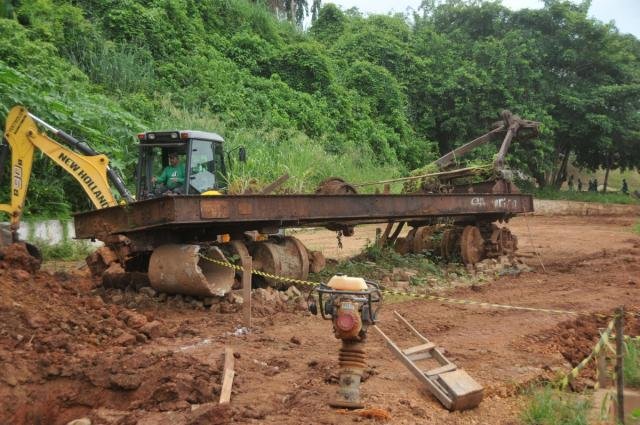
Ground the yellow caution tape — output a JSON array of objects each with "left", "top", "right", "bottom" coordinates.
[
  {"left": 197, "top": 253, "right": 627, "bottom": 319},
  {"left": 198, "top": 253, "right": 320, "bottom": 288},
  {"left": 559, "top": 316, "right": 617, "bottom": 389}
]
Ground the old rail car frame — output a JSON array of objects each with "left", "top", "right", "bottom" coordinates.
[{"left": 74, "top": 192, "right": 532, "bottom": 248}]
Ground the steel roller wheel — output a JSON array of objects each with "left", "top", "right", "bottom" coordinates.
[
  {"left": 440, "top": 228, "right": 460, "bottom": 261},
  {"left": 491, "top": 227, "right": 518, "bottom": 256},
  {"left": 460, "top": 225, "right": 485, "bottom": 265},
  {"left": 250, "top": 236, "right": 310, "bottom": 286},
  {"left": 412, "top": 226, "right": 436, "bottom": 253},
  {"left": 394, "top": 227, "right": 417, "bottom": 255},
  {"left": 315, "top": 178, "right": 357, "bottom": 237}
]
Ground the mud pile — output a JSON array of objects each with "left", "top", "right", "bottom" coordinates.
[
  {"left": 0, "top": 261, "right": 215, "bottom": 424},
  {"left": 540, "top": 314, "right": 640, "bottom": 382},
  {"left": 0, "top": 242, "right": 41, "bottom": 274},
  {"left": 0, "top": 255, "right": 308, "bottom": 424}
]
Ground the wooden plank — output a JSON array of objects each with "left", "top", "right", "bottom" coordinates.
[
  {"left": 407, "top": 351, "right": 434, "bottom": 362},
  {"left": 425, "top": 363, "right": 457, "bottom": 377},
  {"left": 403, "top": 342, "right": 435, "bottom": 356},
  {"left": 241, "top": 254, "right": 252, "bottom": 328},
  {"left": 373, "top": 325, "right": 453, "bottom": 409},
  {"left": 219, "top": 347, "right": 235, "bottom": 404}
]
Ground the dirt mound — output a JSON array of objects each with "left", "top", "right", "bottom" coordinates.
[
  {"left": 4, "top": 349, "right": 227, "bottom": 425},
  {"left": 0, "top": 267, "right": 182, "bottom": 424},
  {"left": 0, "top": 242, "right": 41, "bottom": 273},
  {"left": 533, "top": 314, "right": 640, "bottom": 381}
]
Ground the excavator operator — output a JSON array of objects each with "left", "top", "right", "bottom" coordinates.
[{"left": 152, "top": 152, "right": 185, "bottom": 194}]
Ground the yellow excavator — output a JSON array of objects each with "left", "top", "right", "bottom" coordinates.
[
  {"left": 0, "top": 105, "right": 236, "bottom": 261},
  {"left": 0, "top": 106, "right": 132, "bottom": 259}
]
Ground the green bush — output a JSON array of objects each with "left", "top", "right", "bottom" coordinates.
[
  {"left": 521, "top": 387, "right": 590, "bottom": 425},
  {"left": 34, "top": 238, "right": 94, "bottom": 261}
]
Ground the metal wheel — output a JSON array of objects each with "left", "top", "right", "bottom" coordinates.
[
  {"left": 491, "top": 227, "right": 518, "bottom": 256},
  {"left": 315, "top": 178, "right": 357, "bottom": 237},
  {"left": 412, "top": 226, "right": 436, "bottom": 253},
  {"left": 460, "top": 225, "right": 485, "bottom": 265},
  {"left": 440, "top": 228, "right": 460, "bottom": 261}
]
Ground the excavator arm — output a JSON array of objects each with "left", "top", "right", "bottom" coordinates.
[{"left": 1, "top": 105, "right": 133, "bottom": 234}]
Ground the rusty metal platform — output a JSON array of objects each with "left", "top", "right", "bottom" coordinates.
[{"left": 74, "top": 193, "right": 532, "bottom": 248}]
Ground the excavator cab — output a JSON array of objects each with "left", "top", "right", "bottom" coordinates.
[{"left": 135, "top": 130, "right": 228, "bottom": 199}]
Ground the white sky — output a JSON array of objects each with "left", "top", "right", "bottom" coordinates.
[{"left": 326, "top": 0, "right": 640, "bottom": 38}]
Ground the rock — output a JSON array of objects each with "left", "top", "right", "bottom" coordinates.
[
  {"left": 190, "top": 299, "right": 204, "bottom": 309},
  {"left": 93, "top": 408, "right": 129, "bottom": 425},
  {"left": 119, "top": 311, "right": 148, "bottom": 330},
  {"left": 139, "top": 287, "right": 157, "bottom": 298},
  {"left": 113, "top": 332, "right": 136, "bottom": 346},
  {"left": 187, "top": 403, "right": 232, "bottom": 425},
  {"left": 290, "top": 336, "right": 301, "bottom": 345},
  {"left": 219, "top": 302, "right": 239, "bottom": 314},
  {"left": 135, "top": 332, "right": 148, "bottom": 343},
  {"left": 202, "top": 297, "right": 216, "bottom": 307},
  {"left": 227, "top": 293, "right": 243, "bottom": 305},
  {"left": 392, "top": 267, "right": 410, "bottom": 281},
  {"left": 254, "top": 288, "right": 278, "bottom": 303},
  {"left": 11, "top": 269, "right": 31, "bottom": 282},
  {"left": 157, "top": 292, "right": 168, "bottom": 302},
  {"left": 109, "top": 373, "right": 142, "bottom": 391},
  {"left": 102, "top": 262, "right": 126, "bottom": 286},
  {"left": 111, "top": 293, "right": 124, "bottom": 303},
  {"left": 66, "top": 418, "right": 92, "bottom": 425},
  {"left": 285, "top": 286, "right": 302, "bottom": 300},
  {"left": 394, "top": 281, "right": 410, "bottom": 290},
  {"left": 140, "top": 320, "right": 166, "bottom": 339}
]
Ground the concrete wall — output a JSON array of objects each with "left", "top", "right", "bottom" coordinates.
[
  {"left": 533, "top": 199, "right": 640, "bottom": 216},
  {"left": 3, "top": 219, "right": 101, "bottom": 246}
]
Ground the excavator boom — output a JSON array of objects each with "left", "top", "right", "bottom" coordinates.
[{"left": 1, "top": 105, "right": 132, "bottom": 232}]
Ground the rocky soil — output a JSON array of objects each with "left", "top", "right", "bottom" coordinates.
[{"left": 0, "top": 215, "right": 638, "bottom": 424}]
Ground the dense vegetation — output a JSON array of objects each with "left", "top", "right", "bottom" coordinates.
[{"left": 0, "top": 0, "right": 638, "bottom": 217}]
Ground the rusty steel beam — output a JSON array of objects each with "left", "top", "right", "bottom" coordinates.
[{"left": 74, "top": 193, "right": 532, "bottom": 244}]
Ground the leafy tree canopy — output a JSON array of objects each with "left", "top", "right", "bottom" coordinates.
[{"left": 0, "top": 0, "right": 639, "bottom": 217}]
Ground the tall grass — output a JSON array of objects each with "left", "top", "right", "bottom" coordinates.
[
  {"left": 625, "top": 338, "right": 640, "bottom": 388},
  {"left": 521, "top": 387, "right": 590, "bottom": 425},
  {"left": 66, "top": 40, "right": 155, "bottom": 94},
  {"left": 34, "top": 239, "right": 94, "bottom": 261},
  {"left": 150, "top": 103, "right": 402, "bottom": 194}
]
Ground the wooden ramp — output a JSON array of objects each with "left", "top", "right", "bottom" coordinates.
[{"left": 374, "top": 311, "right": 483, "bottom": 411}]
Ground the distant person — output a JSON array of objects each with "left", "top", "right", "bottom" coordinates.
[
  {"left": 588, "top": 178, "right": 594, "bottom": 192},
  {"left": 577, "top": 178, "right": 583, "bottom": 192},
  {"left": 152, "top": 152, "right": 185, "bottom": 193},
  {"left": 594, "top": 178, "right": 599, "bottom": 193},
  {"left": 622, "top": 179, "right": 629, "bottom": 195},
  {"left": 568, "top": 175, "right": 574, "bottom": 191}
]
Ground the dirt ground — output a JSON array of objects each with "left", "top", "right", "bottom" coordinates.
[{"left": 1, "top": 215, "right": 639, "bottom": 424}]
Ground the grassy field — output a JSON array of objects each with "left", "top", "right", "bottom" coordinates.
[{"left": 564, "top": 165, "right": 640, "bottom": 193}]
